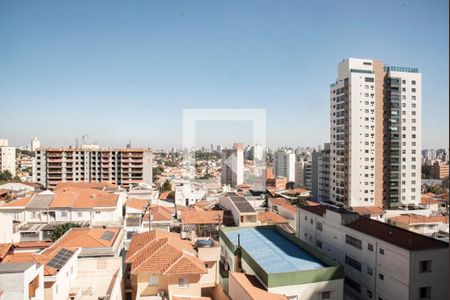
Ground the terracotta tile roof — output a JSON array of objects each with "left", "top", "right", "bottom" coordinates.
[
  {"left": 50, "top": 187, "right": 118, "bottom": 208},
  {"left": 55, "top": 182, "right": 118, "bottom": 190},
  {"left": 420, "top": 196, "right": 442, "bottom": 205},
  {"left": 13, "top": 241, "right": 53, "bottom": 249},
  {"left": 346, "top": 216, "right": 448, "bottom": 251},
  {"left": 258, "top": 211, "right": 289, "bottom": 224},
  {"left": 181, "top": 210, "right": 224, "bottom": 225},
  {"left": 159, "top": 191, "right": 170, "bottom": 200},
  {"left": 300, "top": 205, "right": 327, "bottom": 216},
  {"left": 269, "top": 198, "right": 290, "bottom": 206},
  {"left": 143, "top": 205, "right": 174, "bottom": 222},
  {"left": 126, "top": 230, "right": 206, "bottom": 275},
  {"left": 47, "top": 227, "right": 121, "bottom": 250},
  {"left": 172, "top": 297, "right": 211, "bottom": 300},
  {"left": 388, "top": 214, "right": 449, "bottom": 225},
  {"left": 125, "top": 198, "right": 149, "bottom": 211},
  {"left": 0, "top": 196, "right": 32, "bottom": 207},
  {"left": 282, "top": 188, "right": 310, "bottom": 196},
  {"left": 277, "top": 203, "right": 298, "bottom": 213},
  {"left": 229, "top": 272, "right": 287, "bottom": 300},
  {"left": 352, "top": 206, "right": 385, "bottom": 216},
  {"left": 0, "top": 244, "right": 12, "bottom": 261}
]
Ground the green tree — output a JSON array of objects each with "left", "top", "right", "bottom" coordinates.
[
  {"left": 161, "top": 179, "right": 172, "bottom": 192},
  {"left": 51, "top": 223, "right": 81, "bottom": 241},
  {"left": 0, "top": 170, "right": 13, "bottom": 182}
]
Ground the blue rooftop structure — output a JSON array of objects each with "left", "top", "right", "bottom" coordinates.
[{"left": 224, "top": 227, "right": 325, "bottom": 273}]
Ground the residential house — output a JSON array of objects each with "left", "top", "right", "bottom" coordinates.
[{"left": 0, "top": 262, "right": 44, "bottom": 300}]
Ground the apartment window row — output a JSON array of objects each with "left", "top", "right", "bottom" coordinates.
[
  {"left": 345, "top": 255, "right": 362, "bottom": 271},
  {"left": 345, "top": 234, "right": 362, "bottom": 249}
]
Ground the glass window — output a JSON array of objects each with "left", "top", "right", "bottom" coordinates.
[
  {"left": 419, "top": 260, "right": 432, "bottom": 272},
  {"left": 179, "top": 277, "right": 189, "bottom": 288}
]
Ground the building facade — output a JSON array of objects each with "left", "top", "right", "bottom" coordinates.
[
  {"left": 297, "top": 205, "right": 448, "bottom": 300},
  {"left": 330, "top": 58, "right": 421, "bottom": 208},
  {"left": 33, "top": 147, "right": 152, "bottom": 189},
  {"left": 221, "top": 143, "right": 244, "bottom": 187},
  {"left": 311, "top": 143, "right": 331, "bottom": 202},
  {"left": 274, "top": 149, "right": 296, "bottom": 183},
  {"left": 0, "top": 139, "right": 16, "bottom": 177}
]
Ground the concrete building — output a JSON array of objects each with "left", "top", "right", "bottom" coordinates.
[
  {"left": 221, "top": 143, "right": 244, "bottom": 187},
  {"left": 274, "top": 149, "right": 296, "bottom": 183},
  {"left": 220, "top": 226, "right": 344, "bottom": 300},
  {"left": 219, "top": 193, "right": 258, "bottom": 227},
  {"left": 311, "top": 143, "right": 331, "bottom": 202},
  {"left": 297, "top": 205, "right": 448, "bottom": 300},
  {"left": 0, "top": 139, "right": 16, "bottom": 177},
  {"left": 330, "top": 58, "right": 421, "bottom": 208},
  {"left": 431, "top": 161, "right": 449, "bottom": 179},
  {"left": 30, "top": 137, "right": 40, "bottom": 152},
  {"left": 294, "top": 160, "right": 312, "bottom": 189},
  {"left": 33, "top": 147, "right": 153, "bottom": 189},
  {"left": 174, "top": 180, "right": 206, "bottom": 206},
  {"left": 0, "top": 262, "right": 44, "bottom": 300}
]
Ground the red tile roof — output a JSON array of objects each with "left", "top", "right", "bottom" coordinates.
[
  {"left": 277, "top": 203, "right": 298, "bottom": 213},
  {"left": 125, "top": 198, "right": 149, "bottom": 211},
  {"left": 50, "top": 187, "right": 118, "bottom": 208},
  {"left": 181, "top": 210, "right": 224, "bottom": 225},
  {"left": 352, "top": 206, "right": 385, "bottom": 216},
  {"left": 0, "top": 196, "right": 32, "bottom": 207},
  {"left": 258, "top": 211, "right": 289, "bottom": 224},
  {"left": 388, "top": 214, "right": 449, "bottom": 225},
  {"left": 126, "top": 230, "right": 206, "bottom": 275},
  {"left": 55, "top": 182, "right": 118, "bottom": 190},
  {"left": 300, "top": 205, "right": 327, "bottom": 216},
  {"left": 46, "top": 227, "right": 121, "bottom": 250},
  {"left": 229, "top": 272, "right": 287, "bottom": 300},
  {"left": 0, "top": 244, "right": 12, "bottom": 261},
  {"left": 143, "top": 205, "right": 174, "bottom": 222}
]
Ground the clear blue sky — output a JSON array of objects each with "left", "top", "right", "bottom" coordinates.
[{"left": 0, "top": 0, "right": 448, "bottom": 149}]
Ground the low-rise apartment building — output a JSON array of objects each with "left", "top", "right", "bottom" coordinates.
[
  {"left": 0, "top": 262, "right": 44, "bottom": 300},
  {"left": 219, "top": 193, "right": 257, "bottom": 227},
  {"left": 220, "top": 226, "right": 344, "bottom": 300},
  {"left": 297, "top": 205, "right": 449, "bottom": 300}
]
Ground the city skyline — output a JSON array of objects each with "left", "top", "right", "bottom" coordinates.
[{"left": 1, "top": 0, "right": 448, "bottom": 149}]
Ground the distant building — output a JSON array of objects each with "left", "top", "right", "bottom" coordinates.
[
  {"left": 274, "top": 149, "right": 295, "bottom": 182},
  {"left": 311, "top": 143, "right": 331, "bottom": 202},
  {"left": 30, "top": 137, "right": 40, "bottom": 152},
  {"left": 0, "top": 139, "right": 16, "bottom": 177},
  {"left": 431, "top": 161, "right": 449, "bottom": 179},
  {"left": 33, "top": 147, "right": 153, "bottom": 189},
  {"left": 294, "top": 161, "right": 312, "bottom": 189},
  {"left": 221, "top": 143, "right": 244, "bottom": 187}
]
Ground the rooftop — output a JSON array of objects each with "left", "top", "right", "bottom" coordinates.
[
  {"left": 229, "top": 272, "right": 287, "bottom": 300},
  {"left": 181, "top": 210, "right": 224, "bottom": 225},
  {"left": 388, "top": 214, "right": 449, "bottom": 225},
  {"left": 125, "top": 198, "right": 149, "bottom": 211},
  {"left": 258, "top": 211, "right": 288, "bottom": 224},
  {"left": 223, "top": 227, "right": 325, "bottom": 273},
  {"left": 0, "top": 262, "right": 35, "bottom": 274},
  {"left": 346, "top": 217, "right": 448, "bottom": 251},
  {"left": 227, "top": 194, "right": 256, "bottom": 213},
  {"left": 126, "top": 230, "right": 206, "bottom": 275},
  {"left": 351, "top": 206, "right": 385, "bottom": 216},
  {"left": 50, "top": 187, "right": 119, "bottom": 209}
]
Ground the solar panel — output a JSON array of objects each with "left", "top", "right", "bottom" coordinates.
[
  {"left": 100, "top": 230, "right": 114, "bottom": 241},
  {"left": 47, "top": 248, "right": 75, "bottom": 270}
]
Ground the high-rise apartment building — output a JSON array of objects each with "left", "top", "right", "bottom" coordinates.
[
  {"left": 33, "top": 147, "right": 153, "bottom": 189},
  {"left": 31, "top": 137, "right": 40, "bottom": 152},
  {"left": 294, "top": 160, "right": 312, "bottom": 189},
  {"left": 311, "top": 143, "right": 331, "bottom": 202},
  {"left": 330, "top": 58, "right": 421, "bottom": 208},
  {"left": 274, "top": 149, "right": 296, "bottom": 182},
  {"left": 0, "top": 139, "right": 16, "bottom": 177},
  {"left": 221, "top": 143, "right": 244, "bottom": 187}
]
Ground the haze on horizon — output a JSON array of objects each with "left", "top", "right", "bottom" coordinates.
[{"left": 0, "top": 0, "right": 448, "bottom": 150}]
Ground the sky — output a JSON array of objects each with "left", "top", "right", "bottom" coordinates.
[{"left": 0, "top": 0, "right": 448, "bottom": 150}]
